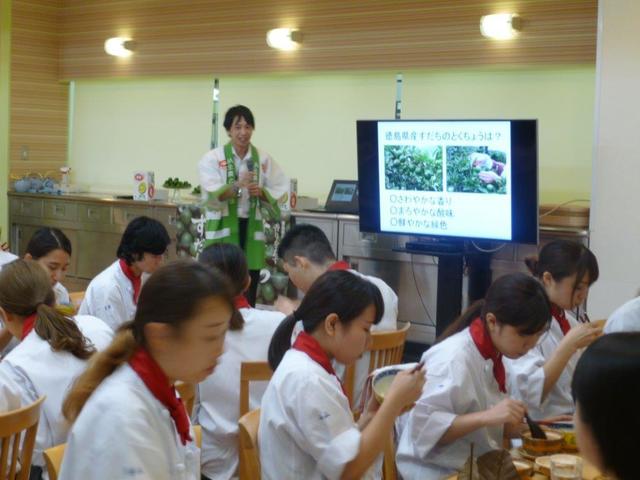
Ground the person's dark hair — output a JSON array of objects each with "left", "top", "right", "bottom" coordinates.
[
  {"left": 277, "top": 224, "right": 336, "bottom": 266},
  {"left": 26, "top": 227, "right": 72, "bottom": 258},
  {"left": 116, "top": 216, "right": 171, "bottom": 265},
  {"left": 268, "top": 270, "right": 384, "bottom": 370},
  {"left": 0, "top": 259, "right": 95, "bottom": 359},
  {"left": 63, "top": 260, "right": 234, "bottom": 422},
  {"left": 223, "top": 105, "right": 255, "bottom": 131},
  {"left": 439, "top": 272, "right": 551, "bottom": 341},
  {"left": 572, "top": 333, "right": 640, "bottom": 480},
  {"left": 198, "top": 243, "right": 247, "bottom": 330},
  {"left": 525, "top": 240, "right": 599, "bottom": 291}
]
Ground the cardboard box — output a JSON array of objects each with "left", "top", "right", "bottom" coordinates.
[{"left": 133, "top": 171, "right": 155, "bottom": 201}]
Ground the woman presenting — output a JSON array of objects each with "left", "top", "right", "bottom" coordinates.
[{"left": 198, "top": 105, "right": 288, "bottom": 305}]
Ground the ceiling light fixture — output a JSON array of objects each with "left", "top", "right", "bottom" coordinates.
[
  {"left": 104, "top": 37, "right": 136, "bottom": 57},
  {"left": 480, "top": 13, "right": 521, "bottom": 40},
  {"left": 266, "top": 28, "right": 302, "bottom": 51}
]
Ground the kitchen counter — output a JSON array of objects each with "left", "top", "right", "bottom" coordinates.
[{"left": 8, "top": 191, "right": 180, "bottom": 209}]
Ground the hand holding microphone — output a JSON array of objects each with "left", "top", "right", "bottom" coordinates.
[{"left": 244, "top": 158, "right": 262, "bottom": 198}]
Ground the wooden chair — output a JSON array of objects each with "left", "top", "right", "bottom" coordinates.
[
  {"left": 68, "top": 291, "right": 85, "bottom": 312},
  {"left": 193, "top": 425, "right": 202, "bottom": 449},
  {"left": 43, "top": 443, "right": 65, "bottom": 480},
  {"left": 0, "top": 396, "right": 45, "bottom": 480},
  {"left": 343, "top": 322, "right": 411, "bottom": 403},
  {"left": 239, "top": 362, "right": 273, "bottom": 417},
  {"left": 175, "top": 381, "right": 196, "bottom": 417},
  {"left": 238, "top": 409, "right": 261, "bottom": 480},
  {"left": 382, "top": 431, "right": 397, "bottom": 480}
]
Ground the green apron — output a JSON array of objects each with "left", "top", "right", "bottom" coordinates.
[{"left": 204, "top": 143, "right": 280, "bottom": 270}]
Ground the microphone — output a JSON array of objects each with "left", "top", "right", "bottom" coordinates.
[{"left": 245, "top": 158, "right": 254, "bottom": 173}]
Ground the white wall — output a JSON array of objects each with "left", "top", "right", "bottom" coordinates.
[
  {"left": 588, "top": 0, "right": 640, "bottom": 317},
  {"left": 69, "top": 67, "right": 595, "bottom": 203}
]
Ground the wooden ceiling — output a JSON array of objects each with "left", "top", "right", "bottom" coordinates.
[{"left": 59, "top": 0, "right": 598, "bottom": 79}]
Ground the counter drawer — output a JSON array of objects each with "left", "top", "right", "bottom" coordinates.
[
  {"left": 44, "top": 201, "right": 78, "bottom": 222},
  {"left": 78, "top": 204, "right": 112, "bottom": 224},
  {"left": 10, "top": 198, "right": 44, "bottom": 218},
  {"left": 113, "top": 206, "right": 151, "bottom": 227}
]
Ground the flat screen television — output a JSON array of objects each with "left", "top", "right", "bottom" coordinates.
[{"left": 357, "top": 119, "right": 538, "bottom": 244}]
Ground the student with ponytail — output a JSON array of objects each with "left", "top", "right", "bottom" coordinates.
[
  {"left": 59, "top": 261, "right": 233, "bottom": 480},
  {"left": 396, "top": 272, "right": 551, "bottom": 479},
  {"left": 0, "top": 259, "right": 113, "bottom": 479},
  {"left": 196, "top": 244, "right": 285, "bottom": 480},
  {"left": 259, "top": 270, "right": 425, "bottom": 480},
  {"left": 505, "top": 240, "right": 602, "bottom": 420}
]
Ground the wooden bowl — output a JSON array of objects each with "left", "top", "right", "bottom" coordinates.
[
  {"left": 521, "top": 430, "right": 564, "bottom": 456},
  {"left": 535, "top": 456, "right": 552, "bottom": 476},
  {"left": 513, "top": 459, "right": 534, "bottom": 478}
]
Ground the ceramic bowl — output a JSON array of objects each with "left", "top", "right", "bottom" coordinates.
[{"left": 372, "top": 363, "right": 418, "bottom": 403}]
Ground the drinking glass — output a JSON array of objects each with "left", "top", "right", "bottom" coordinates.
[{"left": 550, "top": 455, "right": 583, "bottom": 480}]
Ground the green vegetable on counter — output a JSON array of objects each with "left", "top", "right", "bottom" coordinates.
[{"left": 163, "top": 177, "right": 192, "bottom": 189}]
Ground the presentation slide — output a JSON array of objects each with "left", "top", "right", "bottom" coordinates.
[{"left": 377, "top": 120, "right": 512, "bottom": 240}]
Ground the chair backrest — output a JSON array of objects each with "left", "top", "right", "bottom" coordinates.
[
  {"left": 239, "top": 362, "right": 273, "bottom": 417},
  {"left": 0, "top": 396, "right": 45, "bottom": 480},
  {"left": 174, "top": 381, "right": 196, "bottom": 418},
  {"left": 68, "top": 291, "right": 85, "bottom": 312},
  {"left": 43, "top": 443, "right": 65, "bottom": 480},
  {"left": 238, "top": 409, "right": 261, "bottom": 480},
  {"left": 343, "top": 322, "right": 411, "bottom": 403}
]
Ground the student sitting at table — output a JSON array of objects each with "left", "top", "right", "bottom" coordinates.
[
  {"left": 396, "top": 273, "right": 551, "bottom": 479},
  {"left": 603, "top": 293, "right": 640, "bottom": 333},
  {"left": 79, "top": 216, "right": 171, "bottom": 330},
  {"left": 0, "top": 259, "right": 113, "bottom": 480},
  {"left": 260, "top": 270, "right": 424, "bottom": 480},
  {"left": 196, "top": 243, "right": 285, "bottom": 480},
  {"left": 505, "top": 240, "right": 602, "bottom": 420},
  {"left": 60, "top": 261, "right": 232, "bottom": 480},
  {"left": 275, "top": 223, "right": 398, "bottom": 405},
  {"left": 0, "top": 227, "right": 74, "bottom": 355},
  {"left": 572, "top": 332, "right": 640, "bottom": 480}
]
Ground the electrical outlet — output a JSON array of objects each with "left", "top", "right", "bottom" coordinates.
[{"left": 20, "top": 145, "right": 29, "bottom": 161}]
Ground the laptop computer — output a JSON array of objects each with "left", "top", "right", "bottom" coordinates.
[{"left": 306, "top": 180, "right": 359, "bottom": 214}]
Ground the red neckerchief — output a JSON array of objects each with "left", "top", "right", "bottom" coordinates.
[
  {"left": 21, "top": 313, "right": 37, "bottom": 340},
  {"left": 129, "top": 347, "right": 193, "bottom": 446},
  {"left": 551, "top": 304, "right": 571, "bottom": 336},
  {"left": 292, "top": 331, "right": 348, "bottom": 400},
  {"left": 119, "top": 259, "right": 142, "bottom": 304},
  {"left": 469, "top": 317, "right": 506, "bottom": 393},
  {"left": 234, "top": 295, "right": 251, "bottom": 310},
  {"left": 327, "top": 260, "right": 350, "bottom": 271}
]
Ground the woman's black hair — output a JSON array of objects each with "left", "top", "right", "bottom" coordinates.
[
  {"left": 223, "top": 105, "right": 255, "bottom": 130},
  {"left": 572, "top": 333, "right": 640, "bottom": 480},
  {"left": 525, "top": 240, "right": 599, "bottom": 290},
  {"left": 26, "top": 227, "right": 72, "bottom": 258},
  {"left": 198, "top": 243, "right": 248, "bottom": 330},
  {"left": 268, "top": 270, "right": 384, "bottom": 370},
  {"left": 116, "top": 216, "right": 171, "bottom": 265},
  {"left": 439, "top": 272, "right": 551, "bottom": 341}
]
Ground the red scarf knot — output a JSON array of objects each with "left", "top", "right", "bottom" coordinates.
[
  {"left": 469, "top": 317, "right": 506, "bottom": 393},
  {"left": 551, "top": 304, "right": 571, "bottom": 336},
  {"left": 292, "top": 331, "right": 348, "bottom": 401},
  {"left": 234, "top": 295, "right": 251, "bottom": 310},
  {"left": 129, "top": 347, "right": 193, "bottom": 446},
  {"left": 327, "top": 261, "right": 350, "bottom": 271},
  {"left": 119, "top": 259, "right": 142, "bottom": 304},
  {"left": 21, "top": 313, "right": 38, "bottom": 340}
]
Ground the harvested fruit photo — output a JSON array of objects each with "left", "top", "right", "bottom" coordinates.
[
  {"left": 445, "top": 146, "right": 507, "bottom": 194},
  {"left": 384, "top": 145, "right": 443, "bottom": 192}
]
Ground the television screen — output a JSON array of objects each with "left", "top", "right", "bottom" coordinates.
[{"left": 357, "top": 119, "right": 538, "bottom": 244}]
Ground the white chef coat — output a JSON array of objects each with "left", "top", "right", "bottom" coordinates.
[
  {"left": 197, "top": 307, "right": 285, "bottom": 480},
  {"left": 604, "top": 296, "right": 640, "bottom": 333},
  {"left": 79, "top": 260, "right": 147, "bottom": 330},
  {"left": 0, "top": 251, "right": 18, "bottom": 268},
  {"left": 59, "top": 363, "right": 200, "bottom": 480},
  {"left": 0, "top": 315, "right": 113, "bottom": 468},
  {"left": 53, "top": 281, "right": 70, "bottom": 305},
  {"left": 259, "top": 348, "right": 380, "bottom": 480},
  {"left": 505, "top": 312, "right": 580, "bottom": 420},
  {"left": 198, "top": 144, "right": 289, "bottom": 218},
  {"left": 334, "top": 270, "right": 398, "bottom": 407},
  {"left": 396, "top": 328, "right": 506, "bottom": 479}
]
